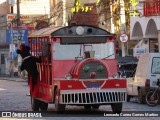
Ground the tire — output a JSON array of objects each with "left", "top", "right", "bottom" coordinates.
[
  {"left": 127, "top": 95, "right": 131, "bottom": 102},
  {"left": 146, "top": 91, "right": 159, "bottom": 106},
  {"left": 92, "top": 105, "right": 100, "bottom": 109},
  {"left": 39, "top": 101, "right": 48, "bottom": 111},
  {"left": 54, "top": 89, "right": 65, "bottom": 113},
  {"left": 138, "top": 89, "right": 145, "bottom": 104},
  {"left": 31, "top": 96, "right": 40, "bottom": 111},
  {"left": 84, "top": 105, "right": 91, "bottom": 110},
  {"left": 111, "top": 103, "right": 122, "bottom": 114}
]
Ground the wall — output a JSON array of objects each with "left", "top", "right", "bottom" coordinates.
[
  {"left": 13, "top": 0, "right": 50, "bottom": 15},
  {"left": 0, "top": 0, "right": 10, "bottom": 14},
  {"left": 0, "top": 15, "right": 7, "bottom": 44},
  {"left": 130, "top": 1, "right": 160, "bottom": 40},
  {"left": 131, "top": 16, "right": 160, "bottom": 39}
]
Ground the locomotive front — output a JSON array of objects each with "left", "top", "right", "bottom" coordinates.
[
  {"left": 58, "top": 57, "right": 127, "bottom": 113},
  {"left": 51, "top": 26, "right": 127, "bottom": 113}
]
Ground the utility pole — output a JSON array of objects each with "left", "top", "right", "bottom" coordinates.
[
  {"left": 62, "top": 0, "right": 66, "bottom": 26},
  {"left": 120, "top": 0, "right": 126, "bottom": 57},
  {"left": 17, "top": 0, "right": 21, "bottom": 76},
  {"left": 110, "top": 0, "right": 114, "bottom": 33},
  {"left": 17, "top": 0, "right": 20, "bottom": 32}
]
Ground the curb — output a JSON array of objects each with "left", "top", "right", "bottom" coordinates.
[{"left": 0, "top": 77, "right": 26, "bottom": 82}]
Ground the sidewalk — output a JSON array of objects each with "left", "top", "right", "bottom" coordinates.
[{"left": 0, "top": 77, "right": 26, "bottom": 82}]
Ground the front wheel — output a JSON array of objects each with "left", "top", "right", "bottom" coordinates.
[
  {"left": 111, "top": 103, "right": 122, "bottom": 114},
  {"left": 39, "top": 101, "right": 48, "bottom": 111},
  {"left": 138, "top": 89, "right": 145, "bottom": 104},
  {"left": 127, "top": 95, "right": 131, "bottom": 102},
  {"left": 31, "top": 96, "right": 40, "bottom": 111},
  {"left": 146, "top": 91, "right": 159, "bottom": 106},
  {"left": 54, "top": 89, "right": 65, "bottom": 113}
]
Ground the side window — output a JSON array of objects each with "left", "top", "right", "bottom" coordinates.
[
  {"left": 41, "top": 42, "right": 51, "bottom": 61},
  {"left": 151, "top": 57, "right": 160, "bottom": 74},
  {"left": 53, "top": 43, "right": 80, "bottom": 60}
]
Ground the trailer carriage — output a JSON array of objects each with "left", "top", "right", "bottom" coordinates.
[{"left": 28, "top": 25, "right": 127, "bottom": 113}]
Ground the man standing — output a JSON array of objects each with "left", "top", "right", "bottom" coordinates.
[
  {"left": 16, "top": 44, "right": 41, "bottom": 96},
  {"left": 9, "top": 61, "right": 14, "bottom": 77}
]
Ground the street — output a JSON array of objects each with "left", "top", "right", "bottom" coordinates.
[{"left": 0, "top": 78, "right": 160, "bottom": 120}]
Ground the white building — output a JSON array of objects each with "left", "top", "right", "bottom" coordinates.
[
  {"left": 13, "top": 0, "right": 50, "bottom": 15},
  {"left": 130, "top": 0, "right": 160, "bottom": 57}
]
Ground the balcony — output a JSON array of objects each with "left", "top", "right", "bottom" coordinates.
[{"left": 143, "top": 0, "right": 160, "bottom": 16}]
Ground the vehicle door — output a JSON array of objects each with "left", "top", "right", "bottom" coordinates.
[{"left": 149, "top": 56, "right": 160, "bottom": 87}]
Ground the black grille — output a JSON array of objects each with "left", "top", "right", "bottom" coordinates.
[
  {"left": 61, "top": 92, "right": 126, "bottom": 104},
  {"left": 80, "top": 61, "right": 107, "bottom": 79}
]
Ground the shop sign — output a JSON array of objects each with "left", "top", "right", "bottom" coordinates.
[
  {"left": 6, "top": 29, "right": 28, "bottom": 44},
  {"left": 9, "top": 44, "right": 15, "bottom": 52},
  {"left": 6, "top": 14, "right": 48, "bottom": 30},
  {"left": 133, "top": 48, "right": 148, "bottom": 58}
]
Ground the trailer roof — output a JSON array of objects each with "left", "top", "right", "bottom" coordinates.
[
  {"left": 28, "top": 25, "right": 115, "bottom": 37},
  {"left": 29, "top": 26, "right": 63, "bottom": 37}
]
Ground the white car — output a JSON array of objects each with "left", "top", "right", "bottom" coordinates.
[{"left": 127, "top": 53, "right": 160, "bottom": 103}]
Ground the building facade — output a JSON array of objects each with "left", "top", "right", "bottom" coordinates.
[
  {"left": 130, "top": 0, "right": 160, "bottom": 57},
  {"left": 0, "top": 0, "right": 51, "bottom": 76}
]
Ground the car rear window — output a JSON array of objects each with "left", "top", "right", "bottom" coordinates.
[{"left": 151, "top": 57, "right": 160, "bottom": 74}]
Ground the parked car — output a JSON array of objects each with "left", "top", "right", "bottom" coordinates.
[
  {"left": 116, "top": 56, "right": 138, "bottom": 78},
  {"left": 127, "top": 53, "right": 160, "bottom": 103}
]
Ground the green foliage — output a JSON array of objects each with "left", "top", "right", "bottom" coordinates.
[{"left": 99, "top": 0, "right": 130, "bottom": 34}]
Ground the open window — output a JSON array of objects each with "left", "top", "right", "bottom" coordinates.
[{"left": 41, "top": 42, "right": 51, "bottom": 62}]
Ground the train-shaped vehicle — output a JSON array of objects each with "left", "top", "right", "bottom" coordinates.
[{"left": 27, "top": 25, "right": 127, "bottom": 113}]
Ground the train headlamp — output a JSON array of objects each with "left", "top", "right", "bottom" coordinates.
[
  {"left": 76, "top": 26, "right": 85, "bottom": 35},
  {"left": 65, "top": 74, "right": 72, "bottom": 80}
]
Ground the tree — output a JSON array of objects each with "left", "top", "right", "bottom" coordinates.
[{"left": 98, "top": 0, "right": 137, "bottom": 56}]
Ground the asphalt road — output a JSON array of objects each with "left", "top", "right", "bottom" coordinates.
[{"left": 0, "top": 78, "right": 160, "bottom": 120}]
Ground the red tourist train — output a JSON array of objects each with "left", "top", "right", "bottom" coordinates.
[{"left": 28, "top": 25, "right": 127, "bottom": 113}]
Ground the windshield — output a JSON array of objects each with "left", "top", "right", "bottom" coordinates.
[{"left": 53, "top": 42, "right": 115, "bottom": 60}]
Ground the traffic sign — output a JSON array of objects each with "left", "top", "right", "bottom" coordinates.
[
  {"left": 9, "top": 44, "right": 15, "bottom": 52},
  {"left": 119, "top": 34, "right": 128, "bottom": 43}
]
